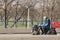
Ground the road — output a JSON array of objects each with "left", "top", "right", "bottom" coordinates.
[{"left": 0, "top": 34, "right": 60, "bottom": 40}]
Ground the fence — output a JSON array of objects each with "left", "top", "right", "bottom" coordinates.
[{"left": 0, "top": 20, "right": 42, "bottom": 28}]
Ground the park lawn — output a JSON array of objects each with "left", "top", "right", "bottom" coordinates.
[{"left": 0, "top": 20, "right": 41, "bottom": 28}]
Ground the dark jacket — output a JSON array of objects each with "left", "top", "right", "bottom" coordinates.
[{"left": 41, "top": 19, "right": 50, "bottom": 28}]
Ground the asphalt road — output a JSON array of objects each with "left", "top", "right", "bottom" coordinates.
[{"left": 0, "top": 34, "right": 60, "bottom": 40}]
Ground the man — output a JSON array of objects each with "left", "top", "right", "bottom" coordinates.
[{"left": 41, "top": 16, "right": 51, "bottom": 35}]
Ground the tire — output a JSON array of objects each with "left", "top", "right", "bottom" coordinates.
[{"left": 47, "top": 28, "right": 57, "bottom": 35}]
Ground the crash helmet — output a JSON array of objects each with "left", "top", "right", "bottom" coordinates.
[{"left": 43, "top": 16, "right": 48, "bottom": 20}]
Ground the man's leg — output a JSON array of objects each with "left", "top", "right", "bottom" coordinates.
[
  {"left": 40, "top": 26, "right": 45, "bottom": 35},
  {"left": 44, "top": 28, "right": 50, "bottom": 35}
]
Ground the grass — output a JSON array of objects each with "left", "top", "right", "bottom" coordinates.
[
  {"left": 0, "top": 22, "right": 33, "bottom": 28},
  {"left": 0, "top": 20, "right": 41, "bottom": 28}
]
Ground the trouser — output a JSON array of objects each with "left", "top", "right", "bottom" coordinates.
[
  {"left": 44, "top": 28, "right": 50, "bottom": 35},
  {"left": 40, "top": 27, "right": 44, "bottom": 35}
]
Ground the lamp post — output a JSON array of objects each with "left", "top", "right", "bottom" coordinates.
[
  {"left": 27, "top": 7, "right": 30, "bottom": 28},
  {"left": 25, "top": 5, "right": 30, "bottom": 28}
]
